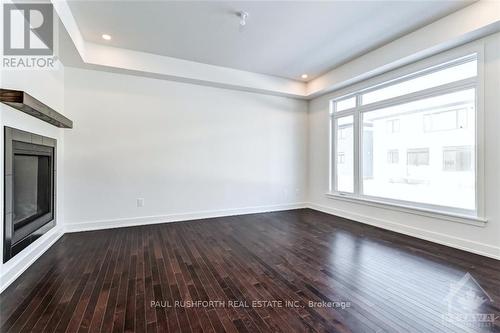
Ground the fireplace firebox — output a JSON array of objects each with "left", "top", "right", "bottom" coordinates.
[{"left": 4, "top": 127, "right": 56, "bottom": 262}]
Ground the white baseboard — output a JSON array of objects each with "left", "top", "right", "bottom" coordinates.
[
  {"left": 65, "top": 202, "right": 308, "bottom": 233},
  {"left": 0, "top": 225, "right": 65, "bottom": 293},
  {"left": 307, "top": 202, "right": 500, "bottom": 260}
]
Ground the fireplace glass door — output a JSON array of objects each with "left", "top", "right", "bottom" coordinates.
[
  {"left": 13, "top": 154, "right": 52, "bottom": 230},
  {"left": 9, "top": 140, "right": 55, "bottom": 246}
]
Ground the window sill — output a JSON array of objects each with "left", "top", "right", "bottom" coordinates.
[{"left": 325, "top": 192, "right": 487, "bottom": 227}]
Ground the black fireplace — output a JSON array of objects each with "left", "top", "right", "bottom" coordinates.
[{"left": 4, "top": 127, "right": 56, "bottom": 262}]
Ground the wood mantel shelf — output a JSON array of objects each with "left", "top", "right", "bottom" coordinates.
[{"left": 0, "top": 89, "right": 73, "bottom": 128}]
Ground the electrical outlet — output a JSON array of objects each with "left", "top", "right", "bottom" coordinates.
[{"left": 137, "top": 198, "right": 144, "bottom": 207}]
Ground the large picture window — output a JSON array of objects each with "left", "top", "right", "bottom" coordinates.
[{"left": 330, "top": 53, "right": 479, "bottom": 217}]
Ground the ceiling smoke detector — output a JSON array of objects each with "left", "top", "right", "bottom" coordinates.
[{"left": 238, "top": 11, "right": 249, "bottom": 26}]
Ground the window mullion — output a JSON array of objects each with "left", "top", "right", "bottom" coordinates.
[
  {"left": 329, "top": 116, "right": 335, "bottom": 192},
  {"left": 354, "top": 95, "right": 362, "bottom": 195}
]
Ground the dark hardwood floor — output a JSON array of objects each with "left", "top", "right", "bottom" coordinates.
[{"left": 1, "top": 209, "right": 499, "bottom": 333}]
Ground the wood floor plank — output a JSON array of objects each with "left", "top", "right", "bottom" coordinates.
[
  {"left": 1, "top": 209, "right": 499, "bottom": 333},
  {"left": 63, "top": 232, "right": 114, "bottom": 333}
]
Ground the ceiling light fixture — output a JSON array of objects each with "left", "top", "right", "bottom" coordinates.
[
  {"left": 301, "top": 74, "right": 308, "bottom": 79},
  {"left": 238, "top": 11, "right": 249, "bottom": 26},
  {"left": 102, "top": 34, "right": 112, "bottom": 41}
]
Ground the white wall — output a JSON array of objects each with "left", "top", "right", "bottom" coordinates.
[
  {"left": 308, "top": 32, "right": 500, "bottom": 259},
  {"left": 0, "top": 63, "right": 67, "bottom": 291},
  {"left": 63, "top": 67, "right": 308, "bottom": 230}
]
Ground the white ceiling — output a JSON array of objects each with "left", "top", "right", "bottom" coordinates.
[{"left": 66, "top": 0, "right": 473, "bottom": 81}]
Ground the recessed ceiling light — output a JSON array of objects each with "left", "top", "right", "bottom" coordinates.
[
  {"left": 301, "top": 74, "right": 308, "bottom": 79},
  {"left": 102, "top": 34, "right": 112, "bottom": 41}
]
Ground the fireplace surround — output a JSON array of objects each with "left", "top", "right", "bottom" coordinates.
[{"left": 4, "top": 127, "right": 56, "bottom": 262}]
